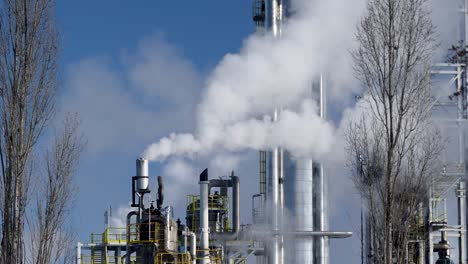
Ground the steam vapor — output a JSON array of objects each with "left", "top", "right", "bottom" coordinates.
[{"left": 141, "top": 0, "right": 365, "bottom": 161}]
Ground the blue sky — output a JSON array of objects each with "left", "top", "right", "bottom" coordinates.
[
  {"left": 56, "top": 0, "right": 261, "bottom": 250},
  {"left": 51, "top": 1, "right": 463, "bottom": 263},
  {"left": 57, "top": 1, "right": 253, "bottom": 70}
]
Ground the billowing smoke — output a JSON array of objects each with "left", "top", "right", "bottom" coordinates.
[{"left": 141, "top": 0, "right": 365, "bottom": 161}]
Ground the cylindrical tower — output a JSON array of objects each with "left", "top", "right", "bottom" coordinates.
[
  {"left": 264, "top": 1, "right": 286, "bottom": 264},
  {"left": 199, "top": 169, "right": 210, "bottom": 264},
  {"left": 136, "top": 158, "right": 149, "bottom": 192},
  {"left": 283, "top": 155, "right": 314, "bottom": 263},
  {"left": 263, "top": 1, "right": 329, "bottom": 264},
  {"left": 314, "top": 74, "right": 329, "bottom": 264}
]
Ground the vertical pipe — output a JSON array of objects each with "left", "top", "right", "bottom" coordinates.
[
  {"left": 190, "top": 232, "right": 197, "bottom": 264},
  {"left": 166, "top": 207, "right": 171, "bottom": 251},
  {"left": 199, "top": 169, "right": 210, "bottom": 264},
  {"left": 126, "top": 211, "right": 139, "bottom": 264},
  {"left": 265, "top": 1, "right": 284, "bottom": 263},
  {"left": 278, "top": 149, "right": 284, "bottom": 264},
  {"left": 184, "top": 228, "right": 188, "bottom": 253},
  {"left": 271, "top": 143, "right": 280, "bottom": 264},
  {"left": 465, "top": 0, "right": 468, "bottom": 50},
  {"left": 183, "top": 230, "right": 197, "bottom": 264},
  {"left": 429, "top": 229, "right": 433, "bottom": 264},
  {"left": 76, "top": 242, "right": 81, "bottom": 264},
  {"left": 419, "top": 241, "right": 424, "bottom": 264},
  {"left": 458, "top": 181, "right": 467, "bottom": 264},
  {"left": 231, "top": 175, "right": 240, "bottom": 233},
  {"left": 319, "top": 73, "right": 329, "bottom": 264}
]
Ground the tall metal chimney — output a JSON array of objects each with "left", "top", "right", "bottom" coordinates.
[
  {"left": 265, "top": 1, "right": 286, "bottom": 263},
  {"left": 199, "top": 169, "right": 210, "bottom": 264}
]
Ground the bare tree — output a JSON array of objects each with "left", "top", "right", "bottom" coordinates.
[
  {"left": 27, "top": 114, "right": 84, "bottom": 264},
  {"left": 0, "top": 0, "right": 58, "bottom": 263},
  {"left": 347, "top": 0, "right": 440, "bottom": 263}
]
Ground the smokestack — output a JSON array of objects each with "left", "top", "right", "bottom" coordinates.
[
  {"left": 136, "top": 158, "right": 149, "bottom": 192},
  {"left": 199, "top": 168, "right": 210, "bottom": 264},
  {"left": 157, "top": 176, "right": 164, "bottom": 211}
]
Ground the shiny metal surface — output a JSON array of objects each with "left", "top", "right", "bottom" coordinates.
[
  {"left": 265, "top": 0, "right": 284, "bottom": 37},
  {"left": 267, "top": 108, "right": 282, "bottom": 264},
  {"left": 136, "top": 158, "right": 149, "bottom": 191},
  {"left": 183, "top": 229, "right": 197, "bottom": 264},
  {"left": 317, "top": 74, "right": 329, "bottom": 264},
  {"left": 274, "top": 231, "right": 352, "bottom": 238},
  {"left": 284, "top": 154, "right": 314, "bottom": 264},
  {"left": 199, "top": 176, "right": 210, "bottom": 264}
]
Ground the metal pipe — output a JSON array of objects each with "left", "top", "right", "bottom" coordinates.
[
  {"left": 266, "top": 0, "right": 284, "bottom": 262},
  {"left": 184, "top": 229, "right": 188, "bottom": 253},
  {"left": 278, "top": 149, "right": 284, "bottom": 264},
  {"left": 126, "top": 211, "right": 139, "bottom": 264},
  {"left": 183, "top": 230, "right": 197, "bottom": 264},
  {"left": 166, "top": 206, "right": 171, "bottom": 251},
  {"left": 232, "top": 175, "right": 240, "bottom": 234},
  {"left": 208, "top": 173, "right": 240, "bottom": 239},
  {"left": 318, "top": 74, "right": 329, "bottom": 264},
  {"left": 275, "top": 231, "right": 352, "bottom": 238},
  {"left": 458, "top": 181, "right": 467, "bottom": 264},
  {"left": 250, "top": 230, "right": 352, "bottom": 239},
  {"left": 76, "top": 242, "right": 81, "bottom": 264},
  {"left": 199, "top": 169, "right": 210, "bottom": 264}
]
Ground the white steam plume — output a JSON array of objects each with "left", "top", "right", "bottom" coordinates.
[{"left": 141, "top": 0, "right": 365, "bottom": 161}]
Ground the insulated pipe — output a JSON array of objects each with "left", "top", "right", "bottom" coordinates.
[
  {"left": 166, "top": 206, "right": 171, "bottom": 251},
  {"left": 249, "top": 230, "right": 352, "bottom": 239},
  {"left": 275, "top": 231, "right": 352, "bottom": 238},
  {"left": 318, "top": 74, "right": 329, "bottom": 264},
  {"left": 126, "top": 211, "right": 139, "bottom": 264},
  {"left": 183, "top": 230, "right": 197, "bottom": 264},
  {"left": 76, "top": 242, "right": 81, "bottom": 264},
  {"left": 266, "top": 0, "right": 284, "bottom": 262},
  {"left": 199, "top": 169, "right": 210, "bottom": 264}
]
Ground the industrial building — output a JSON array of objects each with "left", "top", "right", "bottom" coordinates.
[{"left": 77, "top": 0, "right": 468, "bottom": 264}]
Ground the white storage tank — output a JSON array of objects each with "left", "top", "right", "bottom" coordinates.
[{"left": 136, "top": 158, "right": 149, "bottom": 192}]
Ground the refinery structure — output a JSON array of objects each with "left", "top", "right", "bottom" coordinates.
[{"left": 77, "top": 1, "right": 468, "bottom": 264}]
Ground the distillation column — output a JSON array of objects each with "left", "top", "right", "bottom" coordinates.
[
  {"left": 314, "top": 75, "right": 329, "bottom": 264},
  {"left": 284, "top": 156, "right": 314, "bottom": 263},
  {"left": 265, "top": 1, "right": 285, "bottom": 264},
  {"left": 199, "top": 169, "right": 210, "bottom": 264}
]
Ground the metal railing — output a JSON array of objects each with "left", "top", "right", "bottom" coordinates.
[
  {"left": 186, "top": 194, "right": 230, "bottom": 232},
  {"left": 91, "top": 227, "right": 127, "bottom": 244},
  {"left": 127, "top": 222, "right": 165, "bottom": 244},
  {"left": 196, "top": 249, "right": 222, "bottom": 264},
  {"left": 80, "top": 255, "right": 139, "bottom": 264},
  {"left": 155, "top": 252, "right": 192, "bottom": 264}
]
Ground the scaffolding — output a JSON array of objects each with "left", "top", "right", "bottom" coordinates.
[
  {"left": 426, "top": 1, "right": 468, "bottom": 262},
  {"left": 186, "top": 194, "right": 230, "bottom": 233}
]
